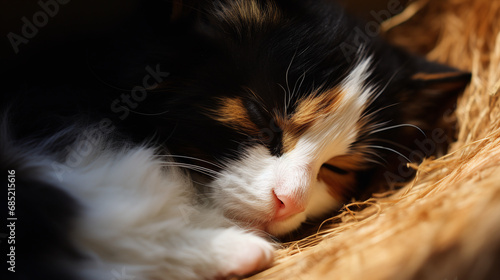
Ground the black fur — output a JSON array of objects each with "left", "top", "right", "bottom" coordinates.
[{"left": 15, "top": 179, "right": 83, "bottom": 280}]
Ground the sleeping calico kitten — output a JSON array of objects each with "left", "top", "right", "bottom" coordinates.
[{"left": 1, "top": 0, "right": 469, "bottom": 279}]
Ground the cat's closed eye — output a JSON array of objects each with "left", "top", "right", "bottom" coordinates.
[{"left": 322, "top": 163, "right": 349, "bottom": 175}]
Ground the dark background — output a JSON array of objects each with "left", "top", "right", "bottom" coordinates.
[{"left": 0, "top": 0, "right": 410, "bottom": 66}]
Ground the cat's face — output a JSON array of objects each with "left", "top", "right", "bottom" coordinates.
[
  {"left": 203, "top": 58, "right": 377, "bottom": 235},
  {"left": 159, "top": 0, "right": 470, "bottom": 236}
]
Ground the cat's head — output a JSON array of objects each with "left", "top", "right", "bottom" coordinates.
[{"left": 153, "top": 0, "right": 470, "bottom": 236}]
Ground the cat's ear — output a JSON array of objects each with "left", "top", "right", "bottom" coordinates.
[
  {"left": 410, "top": 57, "right": 471, "bottom": 95},
  {"left": 367, "top": 59, "right": 471, "bottom": 190},
  {"left": 400, "top": 58, "right": 471, "bottom": 131},
  {"left": 384, "top": 58, "right": 471, "bottom": 164}
]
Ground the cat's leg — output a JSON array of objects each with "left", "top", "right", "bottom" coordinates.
[
  {"left": 165, "top": 202, "right": 276, "bottom": 278},
  {"left": 155, "top": 225, "right": 275, "bottom": 279},
  {"left": 75, "top": 222, "right": 275, "bottom": 280},
  {"left": 72, "top": 199, "right": 275, "bottom": 280}
]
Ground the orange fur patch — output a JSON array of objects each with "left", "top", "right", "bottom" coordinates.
[
  {"left": 209, "top": 97, "right": 259, "bottom": 135},
  {"left": 279, "top": 87, "right": 344, "bottom": 153},
  {"left": 411, "top": 72, "right": 462, "bottom": 81}
]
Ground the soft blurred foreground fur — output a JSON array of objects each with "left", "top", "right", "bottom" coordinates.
[{"left": 249, "top": 0, "right": 500, "bottom": 279}]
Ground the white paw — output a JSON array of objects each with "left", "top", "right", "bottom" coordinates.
[{"left": 212, "top": 228, "right": 275, "bottom": 278}]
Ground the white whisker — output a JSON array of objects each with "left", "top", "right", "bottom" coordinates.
[
  {"left": 363, "top": 149, "right": 389, "bottom": 165},
  {"left": 369, "top": 145, "right": 411, "bottom": 163},
  {"left": 366, "top": 60, "right": 407, "bottom": 107},
  {"left": 162, "top": 155, "right": 225, "bottom": 169},
  {"left": 290, "top": 71, "right": 307, "bottom": 108},
  {"left": 284, "top": 51, "right": 298, "bottom": 116},
  {"left": 278, "top": 83, "right": 288, "bottom": 115},
  {"left": 159, "top": 162, "right": 223, "bottom": 179},
  {"left": 370, "top": 123, "right": 425, "bottom": 136},
  {"left": 370, "top": 138, "right": 415, "bottom": 153}
]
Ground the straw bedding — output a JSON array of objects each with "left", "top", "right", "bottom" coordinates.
[{"left": 250, "top": 0, "right": 500, "bottom": 279}]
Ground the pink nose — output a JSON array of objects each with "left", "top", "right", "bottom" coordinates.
[{"left": 273, "top": 192, "right": 306, "bottom": 220}]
